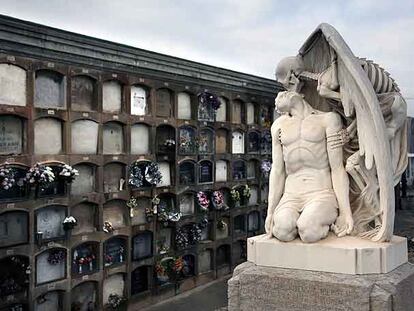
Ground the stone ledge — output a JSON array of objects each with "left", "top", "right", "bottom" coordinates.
[
  {"left": 247, "top": 234, "right": 408, "bottom": 274},
  {"left": 228, "top": 261, "right": 414, "bottom": 311}
]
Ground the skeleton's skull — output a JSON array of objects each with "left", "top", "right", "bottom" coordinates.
[{"left": 275, "top": 56, "right": 305, "bottom": 91}]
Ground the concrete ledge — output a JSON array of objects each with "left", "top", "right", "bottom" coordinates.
[
  {"left": 247, "top": 234, "right": 408, "bottom": 274},
  {"left": 228, "top": 261, "right": 414, "bottom": 311}
]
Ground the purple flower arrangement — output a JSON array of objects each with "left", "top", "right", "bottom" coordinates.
[
  {"left": 199, "top": 91, "right": 221, "bottom": 110},
  {"left": 212, "top": 190, "right": 224, "bottom": 209},
  {"left": 47, "top": 249, "right": 66, "bottom": 265},
  {"left": 197, "top": 191, "right": 210, "bottom": 211}
]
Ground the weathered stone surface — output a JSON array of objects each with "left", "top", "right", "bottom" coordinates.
[{"left": 228, "top": 261, "right": 414, "bottom": 311}]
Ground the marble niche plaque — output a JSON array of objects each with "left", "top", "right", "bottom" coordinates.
[
  {"left": 215, "top": 129, "right": 228, "bottom": 154},
  {"left": 36, "top": 205, "right": 65, "bottom": 239},
  {"left": 216, "top": 97, "right": 227, "bottom": 122},
  {"left": 133, "top": 232, "right": 153, "bottom": 260},
  {"left": 248, "top": 187, "right": 258, "bottom": 206},
  {"left": 34, "top": 118, "right": 62, "bottom": 155},
  {"left": 103, "top": 274, "right": 125, "bottom": 305},
  {"left": 177, "top": 92, "right": 191, "bottom": 120},
  {"left": 130, "top": 86, "right": 147, "bottom": 116},
  {"left": 0, "top": 115, "right": 23, "bottom": 155},
  {"left": 103, "top": 200, "right": 126, "bottom": 229},
  {"left": 199, "top": 161, "right": 213, "bottom": 183},
  {"left": 179, "top": 193, "right": 195, "bottom": 216},
  {"left": 103, "top": 80, "right": 122, "bottom": 113},
  {"left": 71, "top": 281, "right": 97, "bottom": 311},
  {"left": 71, "top": 120, "right": 98, "bottom": 154},
  {"left": 103, "top": 163, "right": 125, "bottom": 193},
  {"left": 36, "top": 249, "right": 65, "bottom": 284},
  {"left": 179, "top": 161, "right": 195, "bottom": 185},
  {"left": 246, "top": 103, "right": 255, "bottom": 124},
  {"left": 216, "top": 245, "right": 231, "bottom": 268},
  {"left": 71, "top": 203, "right": 96, "bottom": 235},
  {"left": 232, "top": 131, "right": 244, "bottom": 154},
  {"left": 71, "top": 76, "right": 95, "bottom": 111},
  {"left": 215, "top": 160, "right": 228, "bottom": 182},
  {"left": 216, "top": 218, "right": 229, "bottom": 240},
  {"left": 156, "top": 89, "right": 172, "bottom": 118},
  {"left": 131, "top": 124, "right": 150, "bottom": 154},
  {"left": 198, "top": 249, "right": 212, "bottom": 274},
  {"left": 130, "top": 197, "right": 150, "bottom": 225},
  {"left": 34, "top": 291, "right": 62, "bottom": 311},
  {"left": 247, "top": 211, "right": 260, "bottom": 232},
  {"left": 34, "top": 70, "right": 66, "bottom": 109},
  {"left": 0, "top": 211, "right": 28, "bottom": 247},
  {"left": 157, "top": 162, "right": 171, "bottom": 187},
  {"left": 232, "top": 100, "right": 242, "bottom": 124},
  {"left": 103, "top": 122, "right": 124, "bottom": 155},
  {"left": 0, "top": 63, "right": 26, "bottom": 107},
  {"left": 71, "top": 164, "right": 95, "bottom": 196}
]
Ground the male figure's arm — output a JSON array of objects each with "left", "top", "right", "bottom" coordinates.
[
  {"left": 265, "top": 119, "right": 286, "bottom": 235},
  {"left": 325, "top": 112, "right": 354, "bottom": 237}
]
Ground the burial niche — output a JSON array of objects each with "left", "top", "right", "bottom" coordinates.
[
  {"left": 198, "top": 249, "right": 213, "bottom": 274},
  {"left": 234, "top": 214, "right": 246, "bottom": 234},
  {"left": 248, "top": 211, "right": 260, "bottom": 232},
  {"left": 70, "top": 164, "right": 95, "bottom": 196},
  {"left": 71, "top": 75, "right": 96, "bottom": 111},
  {"left": 72, "top": 243, "right": 99, "bottom": 276},
  {"left": 156, "top": 228, "right": 171, "bottom": 254},
  {"left": 34, "top": 291, "right": 64, "bottom": 311},
  {"left": 36, "top": 205, "right": 66, "bottom": 240},
  {"left": 130, "top": 85, "right": 148, "bottom": 116},
  {"left": 261, "top": 183, "right": 269, "bottom": 203},
  {"left": 71, "top": 281, "right": 97, "bottom": 311},
  {"left": 182, "top": 254, "right": 195, "bottom": 277},
  {"left": 37, "top": 165, "right": 66, "bottom": 197},
  {"left": 103, "top": 162, "right": 125, "bottom": 193},
  {"left": 198, "top": 95, "right": 214, "bottom": 122},
  {"left": 71, "top": 203, "right": 97, "bottom": 235},
  {"left": 0, "top": 256, "right": 29, "bottom": 300},
  {"left": 248, "top": 186, "right": 259, "bottom": 206},
  {"left": 156, "top": 125, "right": 175, "bottom": 154},
  {"left": 216, "top": 97, "right": 227, "bottom": 122},
  {"left": 131, "top": 266, "right": 151, "bottom": 295},
  {"left": 198, "top": 128, "right": 214, "bottom": 154},
  {"left": 261, "top": 130, "right": 272, "bottom": 154},
  {"left": 34, "top": 118, "right": 62, "bottom": 155},
  {"left": 177, "top": 92, "right": 192, "bottom": 120},
  {"left": 103, "top": 200, "right": 127, "bottom": 229},
  {"left": 103, "top": 122, "right": 124, "bottom": 155},
  {"left": 179, "top": 192, "right": 195, "bottom": 216},
  {"left": 215, "top": 128, "right": 228, "bottom": 154},
  {"left": 131, "top": 123, "right": 150, "bottom": 155},
  {"left": 215, "top": 160, "right": 228, "bottom": 182},
  {"left": 104, "top": 237, "right": 127, "bottom": 267},
  {"left": 34, "top": 70, "right": 65, "bottom": 109},
  {"left": 130, "top": 197, "right": 151, "bottom": 225},
  {"left": 179, "top": 126, "right": 196, "bottom": 154},
  {"left": 232, "top": 131, "right": 245, "bottom": 154},
  {"left": 260, "top": 105, "right": 273, "bottom": 127},
  {"left": 216, "top": 245, "right": 230, "bottom": 268},
  {"left": 157, "top": 162, "right": 171, "bottom": 187},
  {"left": 71, "top": 120, "right": 98, "bottom": 154},
  {"left": 232, "top": 160, "right": 246, "bottom": 180},
  {"left": 247, "top": 160, "right": 258, "bottom": 180},
  {"left": 103, "top": 274, "right": 125, "bottom": 306},
  {"left": 156, "top": 88, "right": 173, "bottom": 118},
  {"left": 248, "top": 131, "right": 260, "bottom": 153},
  {"left": 232, "top": 99, "right": 243, "bottom": 124},
  {"left": 103, "top": 80, "right": 122, "bottom": 113},
  {"left": 216, "top": 217, "right": 229, "bottom": 240},
  {"left": 0, "top": 63, "right": 26, "bottom": 107},
  {"left": 199, "top": 160, "right": 213, "bottom": 184},
  {"left": 0, "top": 211, "right": 28, "bottom": 247},
  {"left": 179, "top": 161, "right": 196, "bottom": 185},
  {"left": 246, "top": 102, "right": 256, "bottom": 125},
  {"left": 0, "top": 166, "right": 27, "bottom": 200},
  {"left": 0, "top": 115, "right": 24, "bottom": 155},
  {"left": 35, "top": 248, "right": 66, "bottom": 285},
  {"left": 200, "top": 221, "right": 212, "bottom": 241},
  {"left": 132, "top": 231, "right": 153, "bottom": 260}
]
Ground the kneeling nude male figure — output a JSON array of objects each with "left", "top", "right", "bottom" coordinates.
[{"left": 265, "top": 91, "right": 354, "bottom": 243}]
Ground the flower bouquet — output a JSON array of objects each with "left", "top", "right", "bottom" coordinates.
[
  {"left": 127, "top": 197, "right": 137, "bottom": 218},
  {"left": 47, "top": 249, "right": 66, "bottom": 265},
  {"left": 107, "top": 293, "right": 126, "bottom": 310},
  {"left": 62, "top": 216, "right": 77, "bottom": 231},
  {"left": 261, "top": 160, "right": 272, "bottom": 178},
  {"left": 25, "top": 163, "right": 55, "bottom": 191},
  {"left": 199, "top": 91, "right": 221, "bottom": 111},
  {"left": 242, "top": 185, "right": 251, "bottom": 199},
  {"left": 211, "top": 190, "right": 224, "bottom": 210},
  {"left": 58, "top": 164, "right": 79, "bottom": 183},
  {"left": 163, "top": 139, "right": 176, "bottom": 149},
  {"left": 157, "top": 198, "right": 181, "bottom": 225},
  {"left": 197, "top": 191, "right": 210, "bottom": 212},
  {"left": 103, "top": 221, "right": 114, "bottom": 233},
  {"left": 217, "top": 219, "right": 227, "bottom": 231},
  {"left": 230, "top": 189, "right": 241, "bottom": 207},
  {"left": 128, "top": 161, "right": 144, "bottom": 188},
  {"left": 0, "top": 163, "right": 16, "bottom": 190},
  {"left": 144, "top": 162, "right": 162, "bottom": 186}
]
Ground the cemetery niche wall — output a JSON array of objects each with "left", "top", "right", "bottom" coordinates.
[{"left": 0, "top": 14, "right": 279, "bottom": 311}]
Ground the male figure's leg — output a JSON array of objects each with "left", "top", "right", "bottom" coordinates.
[
  {"left": 296, "top": 196, "right": 338, "bottom": 243},
  {"left": 272, "top": 208, "right": 300, "bottom": 242}
]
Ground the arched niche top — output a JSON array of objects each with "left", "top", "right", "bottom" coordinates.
[
  {"left": 156, "top": 88, "right": 173, "bottom": 118},
  {"left": 71, "top": 75, "right": 97, "bottom": 112},
  {"left": 130, "top": 84, "right": 149, "bottom": 116},
  {"left": 177, "top": 92, "right": 192, "bottom": 120},
  {"left": 34, "top": 117, "right": 63, "bottom": 155},
  {"left": 71, "top": 119, "right": 99, "bottom": 154},
  {"left": 34, "top": 69, "right": 66, "bottom": 109},
  {"left": 0, "top": 63, "right": 27, "bottom": 107},
  {"left": 103, "top": 80, "right": 122, "bottom": 113}
]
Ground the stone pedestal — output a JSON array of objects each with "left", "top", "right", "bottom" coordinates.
[{"left": 228, "top": 261, "right": 414, "bottom": 311}]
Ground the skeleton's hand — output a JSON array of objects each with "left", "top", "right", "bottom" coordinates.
[{"left": 332, "top": 212, "right": 354, "bottom": 237}]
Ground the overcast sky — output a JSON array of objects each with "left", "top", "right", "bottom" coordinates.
[{"left": 1, "top": 0, "right": 413, "bottom": 114}]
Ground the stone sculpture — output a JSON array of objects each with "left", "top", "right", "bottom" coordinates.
[{"left": 265, "top": 23, "right": 407, "bottom": 243}]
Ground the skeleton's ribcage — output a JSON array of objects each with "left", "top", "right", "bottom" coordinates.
[{"left": 360, "top": 59, "right": 399, "bottom": 94}]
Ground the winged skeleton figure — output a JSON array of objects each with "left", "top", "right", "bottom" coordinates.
[{"left": 275, "top": 23, "right": 407, "bottom": 242}]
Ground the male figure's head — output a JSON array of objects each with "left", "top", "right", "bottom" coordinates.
[{"left": 275, "top": 91, "right": 306, "bottom": 114}]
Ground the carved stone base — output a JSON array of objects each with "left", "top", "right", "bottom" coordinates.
[
  {"left": 228, "top": 261, "right": 414, "bottom": 311},
  {"left": 247, "top": 234, "right": 407, "bottom": 274}
]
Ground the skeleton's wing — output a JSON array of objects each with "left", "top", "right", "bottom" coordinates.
[{"left": 299, "top": 24, "right": 395, "bottom": 242}]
